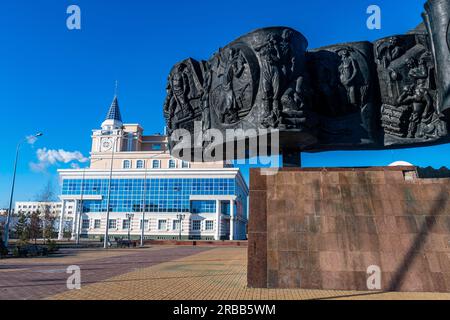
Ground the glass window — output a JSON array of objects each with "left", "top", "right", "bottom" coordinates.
[
  {"left": 140, "top": 219, "right": 149, "bottom": 230},
  {"left": 136, "top": 160, "right": 145, "bottom": 169},
  {"left": 123, "top": 160, "right": 131, "bottom": 169},
  {"left": 94, "top": 219, "right": 101, "bottom": 229},
  {"left": 191, "top": 200, "right": 216, "bottom": 214},
  {"left": 122, "top": 219, "right": 130, "bottom": 230},
  {"left": 108, "top": 219, "right": 117, "bottom": 229},
  {"left": 221, "top": 201, "right": 231, "bottom": 215},
  {"left": 61, "top": 178, "right": 245, "bottom": 217},
  {"left": 152, "top": 160, "right": 160, "bottom": 169},
  {"left": 173, "top": 220, "right": 180, "bottom": 230},
  {"left": 169, "top": 160, "right": 176, "bottom": 169},
  {"left": 158, "top": 220, "right": 167, "bottom": 230},
  {"left": 182, "top": 161, "right": 190, "bottom": 168},
  {"left": 205, "top": 220, "right": 214, "bottom": 231},
  {"left": 192, "top": 220, "right": 201, "bottom": 231},
  {"left": 82, "top": 219, "right": 90, "bottom": 229}
]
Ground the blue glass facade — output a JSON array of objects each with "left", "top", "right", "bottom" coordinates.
[
  {"left": 190, "top": 200, "right": 216, "bottom": 214},
  {"left": 62, "top": 178, "right": 245, "bottom": 214}
]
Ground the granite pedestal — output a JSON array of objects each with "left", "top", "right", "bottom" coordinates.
[{"left": 247, "top": 167, "right": 450, "bottom": 292}]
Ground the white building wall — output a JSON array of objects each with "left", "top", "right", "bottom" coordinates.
[
  {"left": 74, "top": 212, "right": 225, "bottom": 240},
  {"left": 14, "top": 201, "right": 75, "bottom": 219}
]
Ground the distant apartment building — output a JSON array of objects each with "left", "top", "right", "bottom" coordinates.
[
  {"left": 57, "top": 95, "right": 248, "bottom": 241},
  {"left": 14, "top": 202, "right": 71, "bottom": 216},
  {"left": 14, "top": 201, "right": 75, "bottom": 220}
]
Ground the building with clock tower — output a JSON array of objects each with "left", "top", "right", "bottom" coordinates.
[
  {"left": 57, "top": 94, "right": 248, "bottom": 242},
  {"left": 92, "top": 95, "right": 142, "bottom": 155}
]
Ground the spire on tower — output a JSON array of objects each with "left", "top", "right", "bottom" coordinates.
[
  {"left": 105, "top": 95, "right": 122, "bottom": 123},
  {"left": 101, "top": 81, "right": 123, "bottom": 129}
]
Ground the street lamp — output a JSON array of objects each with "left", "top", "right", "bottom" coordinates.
[
  {"left": 140, "top": 166, "right": 148, "bottom": 247},
  {"left": 138, "top": 152, "right": 165, "bottom": 247},
  {"left": 104, "top": 137, "right": 118, "bottom": 249},
  {"left": 3, "top": 133, "right": 43, "bottom": 247},
  {"left": 74, "top": 167, "right": 87, "bottom": 245},
  {"left": 176, "top": 213, "right": 185, "bottom": 241},
  {"left": 75, "top": 158, "right": 103, "bottom": 245},
  {"left": 126, "top": 213, "right": 134, "bottom": 241}
]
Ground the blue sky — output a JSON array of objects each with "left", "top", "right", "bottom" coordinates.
[{"left": 0, "top": 0, "right": 445, "bottom": 206}]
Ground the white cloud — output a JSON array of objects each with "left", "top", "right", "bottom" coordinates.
[{"left": 30, "top": 148, "right": 88, "bottom": 172}]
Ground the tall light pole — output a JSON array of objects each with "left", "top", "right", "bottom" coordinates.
[
  {"left": 3, "top": 133, "right": 43, "bottom": 247},
  {"left": 74, "top": 167, "right": 86, "bottom": 245},
  {"left": 104, "top": 137, "right": 118, "bottom": 249},
  {"left": 140, "top": 166, "right": 148, "bottom": 247},
  {"left": 126, "top": 213, "right": 134, "bottom": 241},
  {"left": 76, "top": 158, "right": 103, "bottom": 245},
  {"left": 176, "top": 213, "right": 185, "bottom": 241},
  {"left": 138, "top": 152, "right": 164, "bottom": 247}
]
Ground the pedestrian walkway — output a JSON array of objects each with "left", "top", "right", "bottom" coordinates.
[
  {"left": 0, "top": 246, "right": 208, "bottom": 300},
  {"left": 47, "top": 247, "right": 450, "bottom": 300},
  {"left": 2, "top": 246, "right": 450, "bottom": 300}
]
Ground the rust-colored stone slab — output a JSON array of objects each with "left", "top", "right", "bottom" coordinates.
[
  {"left": 247, "top": 167, "right": 450, "bottom": 292},
  {"left": 248, "top": 191, "right": 267, "bottom": 233},
  {"left": 247, "top": 231, "right": 267, "bottom": 288}
]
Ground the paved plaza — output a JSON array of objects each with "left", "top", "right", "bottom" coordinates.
[{"left": 0, "top": 245, "right": 449, "bottom": 300}]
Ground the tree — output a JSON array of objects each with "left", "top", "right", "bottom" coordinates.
[
  {"left": 0, "top": 220, "right": 4, "bottom": 241},
  {"left": 43, "top": 209, "right": 56, "bottom": 243},
  {"left": 35, "top": 180, "right": 57, "bottom": 243},
  {"left": 0, "top": 232, "right": 7, "bottom": 258},
  {"left": 14, "top": 211, "right": 29, "bottom": 242},
  {"left": 64, "top": 229, "right": 72, "bottom": 241},
  {"left": 28, "top": 211, "right": 42, "bottom": 244},
  {"left": 35, "top": 180, "right": 57, "bottom": 203}
]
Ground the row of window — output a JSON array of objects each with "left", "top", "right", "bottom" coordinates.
[
  {"left": 84, "top": 219, "right": 214, "bottom": 231},
  {"left": 18, "top": 204, "right": 64, "bottom": 209},
  {"left": 122, "top": 159, "right": 190, "bottom": 169},
  {"left": 62, "top": 178, "right": 240, "bottom": 213}
]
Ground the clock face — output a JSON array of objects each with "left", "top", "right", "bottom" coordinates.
[{"left": 101, "top": 139, "right": 113, "bottom": 151}]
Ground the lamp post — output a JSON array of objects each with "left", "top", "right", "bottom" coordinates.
[
  {"left": 3, "top": 133, "right": 43, "bottom": 247},
  {"left": 176, "top": 213, "right": 185, "bottom": 241},
  {"left": 140, "top": 166, "right": 148, "bottom": 247},
  {"left": 138, "top": 152, "right": 165, "bottom": 247},
  {"left": 104, "top": 136, "right": 118, "bottom": 249},
  {"left": 75, "top": 158, "right": 103, "bottom": 245},
  {"left": 126, "top": 213, "right": 134, "bottom": 241},
  {"left": 74, "top": 168, "right": 87, "bottom": 245}
]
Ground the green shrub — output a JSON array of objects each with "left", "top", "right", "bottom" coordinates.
[
  {"left": 17, "top": 239, "right": 29, "bottom": 247},
  {"left": 27, "top": 245, "right": 39, "bottom": 257},
  {"left": 41, "top": 247, "right": 49, "bottom": 256},
  {"left": 12, "top": 247, "right": 22, "bottom": 257},
  {"left": 46, "top": 240, "right": 58, "bottom": 253},
  {"left": 0, "top": 237, "right": 6, "bottom": 257},
  {"left": 0, "top": 245, "right": 7, "bottom": 259}
]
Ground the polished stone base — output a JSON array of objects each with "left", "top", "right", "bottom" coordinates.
[{"left": 247, "top": 167, "right": 450, "bottom": 292}]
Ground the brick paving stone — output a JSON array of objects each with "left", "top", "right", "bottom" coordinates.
[
  {"left": 0, "top": 246, "right": 209, "bottom": 300},
  {"left": 2, "top": 246, "right": 450, "bottom": 300},
  {"left": 46, "top": 247, "right": 450, "bottom": 300}
]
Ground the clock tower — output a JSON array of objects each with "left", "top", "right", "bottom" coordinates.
[{"left": 91, "top": 95, "right": 125, "bottom": 154}]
